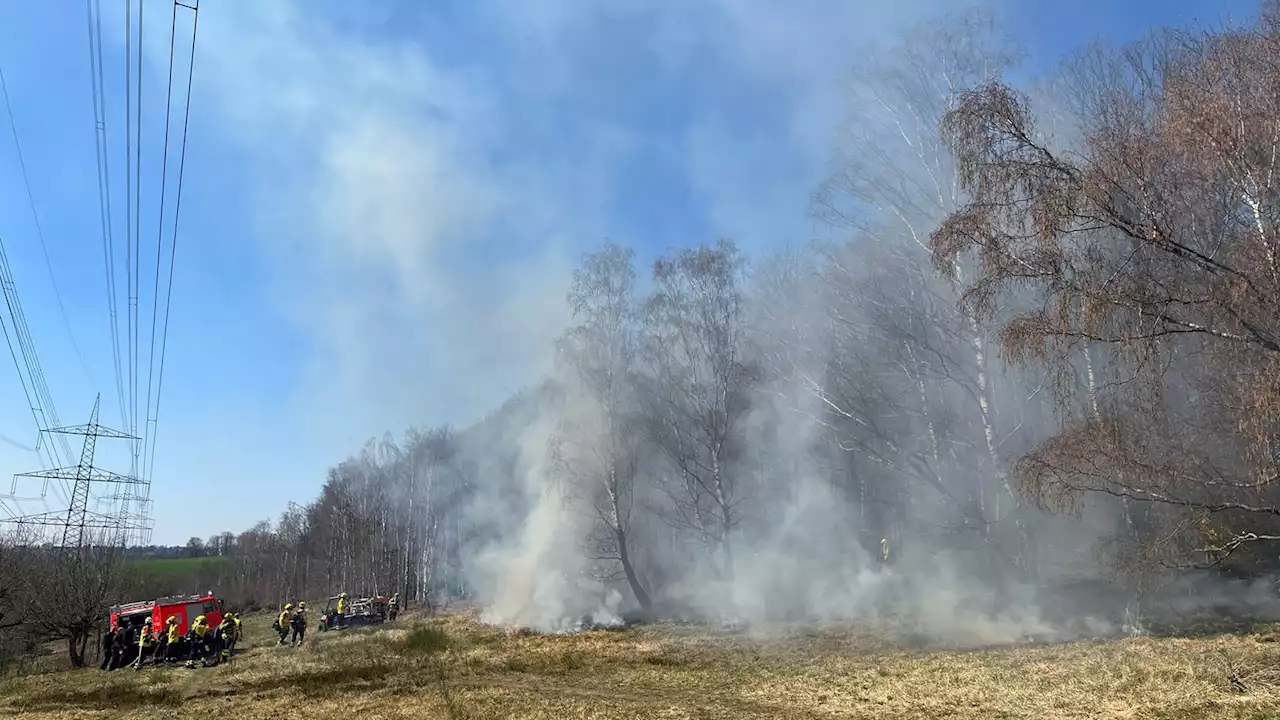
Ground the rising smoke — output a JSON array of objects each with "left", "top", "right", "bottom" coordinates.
[
  {"left": 448, "top": 4, "right": 1280, "bottom": 641},
  {"left": 201, "top": 0, "right": 1280, "bottom": 646}
]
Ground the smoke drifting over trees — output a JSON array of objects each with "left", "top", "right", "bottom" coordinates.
[{"left": 124, "top": 4, "right": 1280, "bottom": 641}]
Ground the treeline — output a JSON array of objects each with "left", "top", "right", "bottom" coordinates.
[
  {"left": 201, "top": 5, "right": 1280, "bottom": 620},
  {"left": 205, "top": 4, "right": 1280, "bottom": 623},
  {"left": 10, "top": 4, "right": 1280, "bottom": 664}
]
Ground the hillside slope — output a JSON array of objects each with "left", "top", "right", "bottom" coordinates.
[{"left": 3, "top": 611, "right": 1280, "bottom": 719}]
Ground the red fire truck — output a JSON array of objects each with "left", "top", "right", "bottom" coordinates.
[{"left": 109, "top": 592, "right": 224, "bottom": 637}]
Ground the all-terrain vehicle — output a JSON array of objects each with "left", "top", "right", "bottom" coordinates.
[{"left": 317, "top": 594, "right": 389, "bottom": 631}]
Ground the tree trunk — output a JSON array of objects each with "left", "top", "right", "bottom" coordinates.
[
  {"left": 615, "top": 529, "right": 650, "bottom": 610},
  {"left": 66, "top": 631, "right": 86, "bottom": 668}
]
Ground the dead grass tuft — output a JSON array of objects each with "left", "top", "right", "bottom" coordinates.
[{"left": 402, "top": 626, "right": 450, "bottom": 655}]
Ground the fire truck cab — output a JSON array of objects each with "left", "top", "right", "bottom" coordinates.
[{"left": 109, "top": 592, "right": 224, "bottom": 637}]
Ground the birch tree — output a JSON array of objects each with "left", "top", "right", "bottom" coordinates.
[
  {"left": 933, "top": 13, "right": 1280, "bottom": 572},
  {"left": 641, "top": 240, "right": 755, "bottom": 580},
  {"left": 813, "top": 9, "right": 1045, "bottom": 567},
  {"left": 552, "top": 243, "right": 652, "bottom": 609}
]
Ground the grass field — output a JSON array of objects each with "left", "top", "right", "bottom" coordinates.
[
  {"left": 4, "top": 609, "right": 1280, "bottom": 719},
  {"left": 128, "top": 556, "right": 234, "bottom": 576}
]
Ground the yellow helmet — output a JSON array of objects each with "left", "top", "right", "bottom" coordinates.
[
  {"left": 284, "top": 603, "right": 293, "bottom": 610},
  {"left": 166, "top": 616, "right": 177, "bottom": 625},
  {"left": 298, "top": 601, "right": 306, "bottom": 609},
  {"left": 340, "top": 592, "right": 347, "bottom": 597}
]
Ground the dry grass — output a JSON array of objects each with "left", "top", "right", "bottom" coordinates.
[{"left": 3, "top": 610, "right": 1280, "bottom": 719}]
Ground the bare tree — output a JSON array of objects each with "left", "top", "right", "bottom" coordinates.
[
  {"left": 811, "top": 9, "right": 1046, "bottom": 568},
  {"left": 932, "top": 12, "right": 1280, "bottom": 570},
  {"left": 641, "top": 240, "right": 755, "bottom": 580},
  {"left": 552, "top": 243, "right": 652, "bottom": 609},
  {"left": 0, "top": 544, "right": 134, "bottom": 668}
]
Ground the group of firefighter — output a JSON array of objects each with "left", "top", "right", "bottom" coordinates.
[
  {"left": 272, "top": 592, "right": 401, "bottom": 646},
  {"left": 100, "top": 611, "right": 242, "bottom": 671},
  {"left": 100, "top": 591, "right": 403, "bottom": 671},
  {"left": 274, "top": 600, "right": 310, "bottom": 646}
]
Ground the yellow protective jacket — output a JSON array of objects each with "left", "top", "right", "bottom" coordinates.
[
  {"left": 233, "top": 617, "right": 242, "bottom": 640},
  {"left": 139, "top": 627, "right": 154, "bottom": 647},
  {"left": 336, "top": 598, "right": 346, "bottom": 614},
  {"left": 219, "top": 619, "right": 235, "bottom": 639},
  {"left": 277, "top": 610, "right": 290, "bottom": 629},
  {"left": 192, "top": 616, "right": 209, "bottom": 638},
  {"left": 167, "top": 624, "right": 180, "bottom": 643}
]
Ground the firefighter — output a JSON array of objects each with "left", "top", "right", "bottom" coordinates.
[
  {"left": 99, "top": 623, "right": 118, "bottom": 671},
  {"left": 155, "top": 618, "right": 167, "bottom": 663},
  {"left": 276, "top": 603, "right": 293, "bottom": 645},
  {"left": 113, "top": 620, "right": 138, "bottom": 670},
  {"left": 336, "top": 592, "right": 348, "bottom": 629},
  {"left": 215, "top": 615, "right": 235, "bottom": 665},
  {"left": 134, "top": 622, "right": 155, "bottom": 670},
  {"left": 164, "top": 616, "right": 182, "bottom": 663},
  {"left": 154, "top": 620, "right": 167, "bottom": 661},
  {"left": 227, "top": 612, "right": 242, "bottom": 654},
  {"left": 290, "top": 602, "right": 307, "bottom": 646},
  {"left": 185, "top": 615, "right": 210, "bottom": 668},
  {"left": 388, "top": 593, "right": 399, "bottom": 622},
  {"left": 205, "top": 623, "right": 223, "bottom": 667}
]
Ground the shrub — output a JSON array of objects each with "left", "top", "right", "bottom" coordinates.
[{"left": 403, "top": 626, "right": 450, "bottom": 655}]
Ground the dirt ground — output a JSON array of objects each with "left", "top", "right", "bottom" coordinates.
[{"left": 3, "top": 610, "right": 1280, "bottom": 719}]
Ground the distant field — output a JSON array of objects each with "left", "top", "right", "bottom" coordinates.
[
  {"left": 129, "top": 556, "right": 234, "bottom": 575},
  {"left": 4, "top": 608, "right": 1280, "bottom": 719}
]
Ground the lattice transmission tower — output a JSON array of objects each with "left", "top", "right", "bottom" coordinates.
[{"left": 5, "top": 394, "right": 147, "bottom": 548}]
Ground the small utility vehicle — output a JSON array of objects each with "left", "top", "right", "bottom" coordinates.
[{"left": 317, "top": 594, "right": 389, "bottom": 631}]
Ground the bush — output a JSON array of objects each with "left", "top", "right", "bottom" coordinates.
[{"left": 402, "top": 626, "right": 450, "bottom": 655}]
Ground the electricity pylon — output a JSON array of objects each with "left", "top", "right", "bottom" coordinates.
[{"left": 5, "top": 394, "right": 143, "bottom": 549}]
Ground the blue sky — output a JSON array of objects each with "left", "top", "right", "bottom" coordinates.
[{"left": 0, "top": 0, "right": 1259, "bottom": 545}]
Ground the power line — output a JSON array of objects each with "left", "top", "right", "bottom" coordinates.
[
  {"left": 0, "top": 244, "right": 75, "bottom": 472},
  {"left": 142, "top": 1, "right": 179, "bottom": 485},
  {"left": 145, "top": 0, "right": 199, "bottom": 487},
  {"left": 0, "top": 265, "right": 57, "bottom": 472},
  {"left": 118, "top": 0, "right": 144, "bottom": 541},
  {"left": 0, "top": 236, "right": 68, "bottom": 502},
  {"left": 124, "top": 0, "right": 135, "bottom": 450},
  {"left": 0, "top": 65, "right": 95, "bottom": 387},
  {"left": 133, "top": 0, "right": 144, "bottom": 483},
  {"left": 0, "top": 433, "right": 38, "bottom": 453},
  {"left": 0, "top": 0, "right": 197, "bottom": 546},
  {"left": 86, "top": 0, "right": 129, "bottom": 433}
]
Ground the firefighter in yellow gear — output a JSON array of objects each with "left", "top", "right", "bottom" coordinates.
[
  {"left": 335, "top": 592, "right": 348, "bottom": 629},
  {"left": 290, "top": 602, "right": 308, "bottom": 645},
  {"left": 185, "top": 615, "right": 210, "bottom": 668},
  {"left": 216, "top": 616, "right": 236, "bottom": 664},
  {"left": 164, "top": 616, "right": 181, "bottom": 663},
  {"left": 231, "top": 612, "right": 243, "bottom": 649},
  {"left": 222, "top": 612, "right": 235, "bottom": 650},
  {"left": 276, "top": 604, "right": 293, "bottom": 645},
  {"left": 133, "top": 623, "right": 155, "bottom": 670}
]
